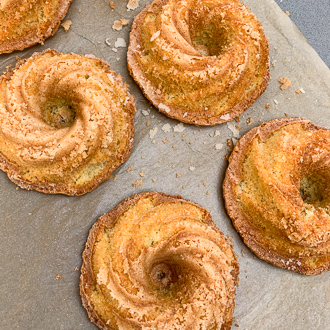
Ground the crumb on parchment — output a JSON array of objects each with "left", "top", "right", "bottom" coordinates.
[
  {"left": 278, "top": 77, "right": 291, "bottom": 90},
  {"left": 112, "top": 19, "right": 130, "bottom": 31},
  {"left": 132, "top": 179, "right": 143, "bottom": 187},
  {"left": 247, "top": 117, "right": 254, "bottom": 125},
  {"left": 127, "top": 0, "right": 140, "bottom": 10},
  {"left": 61, "top": 20, "right": 72, "bottom": 32}
]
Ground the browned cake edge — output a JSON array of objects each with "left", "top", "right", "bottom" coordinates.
[
  {"left": 127, "top": 0, "right": 270, "bottom": 126},
  {"left": 223, "top": 117, "right": 330, "bottom": 276},
  {"left": 80, "top": 191, "right": 240, "bottom": 330},
  {"left": 0, "top": 49, "right": 136, "bottom": 196}
]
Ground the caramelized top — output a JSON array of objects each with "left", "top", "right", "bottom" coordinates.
[
  {"left": 80, "top": 192, "right": 239, "bottom": 329},
  {"left": 0, "top": 50, "right": 135, "bottom": 195},
  {"left": 224, "top": 118, "right": 330, "bottom": 275},
  {"left": 128, "top": 0, "right": 269, "bottom": 125}
]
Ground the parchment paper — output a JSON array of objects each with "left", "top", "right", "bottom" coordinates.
[{"left": 0, "top": 0, "right": 329, "bottom": 329}]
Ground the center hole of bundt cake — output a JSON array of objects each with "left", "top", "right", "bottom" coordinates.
[
  {"left": 190, "top": 20, "right": 234, "bottom": 56},
  {"left": 299, "top": 175, "right": 328, "bottom": 207},
  {"left": 43, "top": 98, "right": 76, "bottom": 129},
  {"left": 150, "top": 263, "right": 177, "bottom": 289}
]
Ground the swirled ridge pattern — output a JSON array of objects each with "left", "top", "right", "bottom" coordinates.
[
  {"left": 80, "top": 192, "right": 239, "bottom": 329},
  {"left": 224, "top": 118, "right": 330, "bottom": 275},
  {"left": 128, "top": 0, "right": 269, "bottom": 125},
  {"left": 0, "top": 0, "right": 73, "bottom": 54},
  {"left": 0, "top": 50, "right": 136, "bottom": 195}
]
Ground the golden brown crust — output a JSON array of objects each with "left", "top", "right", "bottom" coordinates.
[
  {"left": 80, "top": 191, "right": 239, "bottom": 329},
  {"left": 223, "top": 117, "right": 330, "bottom": 275},
  {"left": 0, "top": 0, "right": 74, "bottom": 54},
  {"left": 127, "top": 0, "right": 270, "bottom": 126},
  {"left": 0, "top": 50, "right": 136, "bottom": 195}
]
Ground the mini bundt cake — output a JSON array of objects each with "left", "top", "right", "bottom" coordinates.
[
  {"left": 0, "top": 50, "right": 136, "bottom": 195},
  {"left": 127, "top": 0, "right": 269, "bottom": 125},
  {"left": 223, "top": 117, "right": 330, "bottom": 275},
  {"left": 80, "top": 191, "right": 239, "bottom": 329},
  {"left": 0, "top": 0, "right": 73, "bottom": 54}
]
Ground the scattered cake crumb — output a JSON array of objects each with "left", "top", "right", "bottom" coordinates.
[
  {"left": 113, "top": 176, "right": 117, "bottom": 182},
  {"left": 214, "top": 130, "right": 220, "bottom": 136},
  {"left": 110, "top": 1, "right": 115, "bottom": 8},
  {"left": 16, "top": 187, "right": 19, "bottom": 190},
  {"left": 114, "top": 38, "right": 127, "bottom": 48},
  {"left": 112, "top": 19, "right": 130, "bottom": 31},
  {"left": 272, "top": 60, "right": 277, "bottom": 67},
  {"left": 176, "top": 173, "right": 181, "bottom": 178},
  {"left": 139, "top": 172, "right": 145, "bottom": 177},
  {"left": 215, "top": 143, "right": 223, "bottom": 150},
  {"left": 55, "top": 274, "right": 61, "bottom": 280},
  {"left": 127, "top": 166, "right": 133, "bottom": 172},
  {"left": 203, "top": 180, "right": 207, "bottom": 186},
  {"left": 227, "top": 123, "right": 240, "bottom": 138},
  {"left": 149, "top": 127, "right": 158, "bottom": 139},
  {"left": 285, "top": 11, "right": 290, "bottom": 16},
  {"left": 142, "top": 109, "right": 150, "bottom": 116},
  {"left": 189, "top": 166, "right": 196, "bottom": 171},
  {"left": 74, "top": 267, "right": 78, "bottom": 272},
  {"left": 161, "top": 123, "right": 171, "bottom": 133},
  {"left": 162, "top": 138, "right": 168, "bottom": 144},
  {"left": 152, "top": 178, "right": 156, "bottom": 182},
  {"left": 146, "top": 121, "right": 151, "bottom": 127},
  {"left": 247, "top": 117, "right": 254, "bottom": 125},
  {"left": 127, "top": 0, "right": 140, "bottom": 10},
  {"left": 61, "top": 20, "right": 72, "bottom": 32},
  {"left": 173, "top": 123, "right": 185, "bottom": 133},
  {"left": 265, "top": 103, "right": 270, "bottom": 109},
  {"left": 234, "top": 117, "right": 240, "bottom": 122},
  {"left": 182, "top": 185, "right": 185, "bottom": 189},
  {"left": 278, "top": 77, "right": 291, "bottom": 90},
  {"left": 132, "top": 179, "right": 143, "bottom": 187}
]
